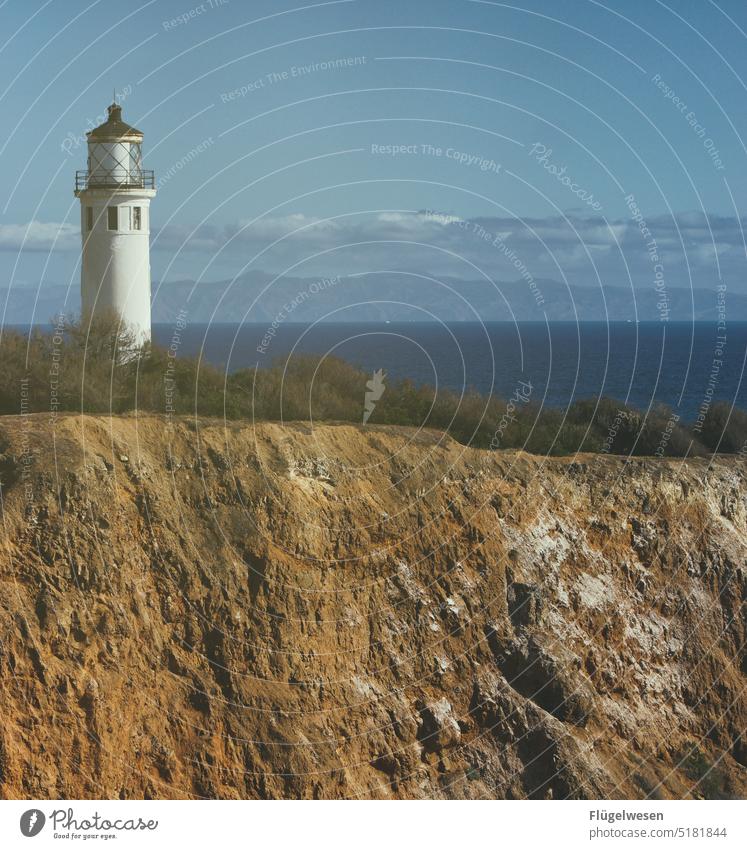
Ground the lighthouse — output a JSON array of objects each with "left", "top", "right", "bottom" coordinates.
[{"left": 74, "top": 101, "right": 156, "bottom": 344}]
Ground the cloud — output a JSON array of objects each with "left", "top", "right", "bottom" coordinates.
[
  {"left": 0, "top": 220, "right": 78, "bottom": 251},
  {"left": 150, "top": 210, "right": 747, "bottom": 289},
  {"left": 5, "top": 211, "right": 746, "bottom": 290}
]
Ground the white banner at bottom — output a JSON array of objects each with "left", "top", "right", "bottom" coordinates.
[{"left": 1, "top": 799, "right": 745, "bottom": 848}]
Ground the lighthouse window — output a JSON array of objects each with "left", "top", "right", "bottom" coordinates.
[
  {"left": 132, "top": 207, "right": 142, "bottom": 230},
  {"left": 107, "top": 207, "right": 118, "bottom": 230},
  {"left": 86, "top": 207, "right": 93, "bottom": 231}
]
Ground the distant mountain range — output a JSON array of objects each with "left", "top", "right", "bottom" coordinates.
[{"left": 3, "top": 272, "right": 743, "bottom": 325}]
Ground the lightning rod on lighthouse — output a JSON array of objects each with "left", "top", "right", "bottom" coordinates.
[{"left": 74, "top": 100, "right": 156, "bottom": 344}]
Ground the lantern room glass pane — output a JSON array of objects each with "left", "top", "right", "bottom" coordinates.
[{"left": 88, "top": 141, "right": 144, "bottom": 186}]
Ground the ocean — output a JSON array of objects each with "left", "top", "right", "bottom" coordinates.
[{"left": 152, "top": 321, "right": 747, "bottom": 421}]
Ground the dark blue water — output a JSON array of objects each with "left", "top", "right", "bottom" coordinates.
[{"left": 153, "top": 321, "right": 747, "bottom": 421}]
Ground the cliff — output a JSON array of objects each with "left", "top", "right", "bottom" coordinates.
[{"left": 0, "top": 415, "right": 745, "bottom": 799}]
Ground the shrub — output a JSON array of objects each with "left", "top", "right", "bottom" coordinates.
[{"left": 0, "top": 317, "right": 739, "bottom": 457}]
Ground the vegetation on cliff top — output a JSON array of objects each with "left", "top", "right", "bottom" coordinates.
[{"left": 0, "top": 314, "right": 744, "bottom": 456}]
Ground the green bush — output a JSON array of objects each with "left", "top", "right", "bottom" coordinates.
[{"left": 0, "top": 316, "right": 739, "bottom": 457}]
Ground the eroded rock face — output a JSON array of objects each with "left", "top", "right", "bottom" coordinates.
[{"left": 0, "top": 415, "right": 744, "bottom": 799}]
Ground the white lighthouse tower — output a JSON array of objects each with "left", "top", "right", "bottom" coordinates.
[{"left": 74, "top": 101, "right": 156, "bottom": 344}]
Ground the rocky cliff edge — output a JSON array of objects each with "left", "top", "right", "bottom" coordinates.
[{"left": 0, "top": 415, "right": 745, "bottom": 799}]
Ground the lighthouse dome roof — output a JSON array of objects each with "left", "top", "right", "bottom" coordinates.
[{"left": 87, "top": 103, "right": 143, "bottom": 141}]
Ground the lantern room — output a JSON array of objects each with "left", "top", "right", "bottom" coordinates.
[{"left": 76, "top": 102, "right": 154, "bottom": 190}]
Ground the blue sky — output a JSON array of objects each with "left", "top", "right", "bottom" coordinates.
[{"left": 2, "top": 0, "right": 747, "bottom": 299}]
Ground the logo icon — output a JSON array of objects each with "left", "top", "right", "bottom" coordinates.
[
  {"left": 363, "top": 368, "right": 386, "bottom": 424},
  {"left": 20, "top": 809, "right": 46, "bottom": 837}
]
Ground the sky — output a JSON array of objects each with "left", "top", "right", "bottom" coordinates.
[{"left": 2, "top": 0, "right": 747, "bottom": 307}]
